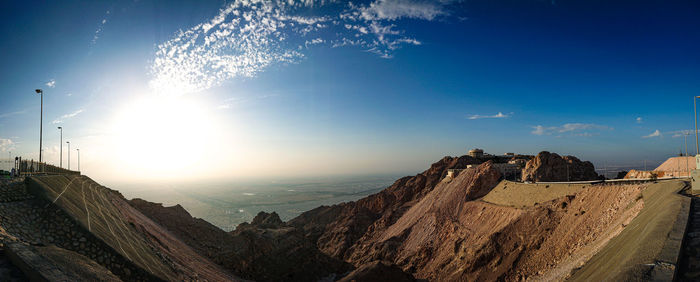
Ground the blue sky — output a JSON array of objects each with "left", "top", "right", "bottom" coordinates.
[{"left": 1, "top": 0, "right": 700, "bottom": 183}]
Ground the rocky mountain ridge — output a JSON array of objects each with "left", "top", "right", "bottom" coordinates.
[{"left": 126, "top": 151, "right": 641, "bottom": 281}]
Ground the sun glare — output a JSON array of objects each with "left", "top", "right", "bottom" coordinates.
[{"left": 110, "top": 95, "right": 220, "bottom": 179}]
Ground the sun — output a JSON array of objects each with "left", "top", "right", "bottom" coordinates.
[{"left": 110, "top": 94, "right": 220, "bottom": 179}]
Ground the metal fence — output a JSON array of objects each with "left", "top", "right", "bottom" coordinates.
[{"left": 4, "top": 157, "right": 80, "bottom": 176}]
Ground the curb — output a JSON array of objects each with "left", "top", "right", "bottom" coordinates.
[{"left": 651, "top": 190, "right": 691, "bottom": 281}]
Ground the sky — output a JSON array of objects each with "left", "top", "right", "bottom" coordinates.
[{"left": 1, "top": 0, "right": 700, "bottom": 184}]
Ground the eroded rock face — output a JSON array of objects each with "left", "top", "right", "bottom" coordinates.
[
  {"left": 624, "top": 169, "right": 665, "bottom": 179},
  {"left": 521, "top": 151, "right": 599, "bottom": 182},
  {"left": 341, "top": 162, "right": 504, "bottom": 279},
  {"left": 129, "top": 201, "right": 351, "bottom": 282},
  {"left": 288, "top": 155, "right": 483, "bottom": 259}
]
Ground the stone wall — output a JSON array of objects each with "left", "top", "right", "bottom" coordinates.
[{"left": 0, "top": 178, "right": 161, "bottom": 281}]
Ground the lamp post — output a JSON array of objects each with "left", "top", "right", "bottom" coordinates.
[
  {"left": 57, "top": 126, "right": 63, "bottom": 168},
  {"left": 76, "top": 148, "right": 80, "bottom": 171},
  {"left": 695, "top": 96, "right": 700, "bottom": 155},
  {"left": 686, "top": 131, "right": 690, "bottom": 176},
  {"left": 34, "top": 89, "right": 43, "bottom": 163},
  {"left": 66, "top": 141, "right": 70, "bottom": 170}
]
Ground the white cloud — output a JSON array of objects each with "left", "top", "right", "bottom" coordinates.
[
  {"left": 558, "top": 123, "right": 610, "bottom": 133},
  {"left": 52, "top": 109, "right": 84, "bottom": 124},
  {"left": 643, "top": 129, "right": 661, "bottom": 138},
  {"left": 149, "top": 0, "right": 456, "bottom": 95},
  {"left": 636, "top": 117, "right": 643, "bottom": 123},
  {"left": 531, "top": 123, "right": 612, "bottom": 136},
  {"left": 67, "top": 93, "right": 73, "bottom": 97},
  {"left": 358, "top": 0, "right": 449, "bottom": 21},
  {"left": 467, "top": 112, "right": 511, "bottom": 120},
  {"left": 0, "top": 138, "right": 14, "bottom": 152},
  {"left": 305, "top": 38, "right": 325, "bottom": 48},
  {"left": 531, "top": 125, "right": 549, "bottom": 136},
  {"left": 46, "top": 79, "right": 56, "bottom": 88}
]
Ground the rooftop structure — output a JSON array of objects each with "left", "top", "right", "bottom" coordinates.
[{"left": 468, "top": 148, "right": 484, "bottom": 158}]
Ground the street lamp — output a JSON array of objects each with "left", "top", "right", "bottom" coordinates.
[
  {"left": 76, "top": 148, "right": 80, "bottom": 171},
  {"left": 66, "top": 141, "right": 70, "bottom": 170},
  {"left": 35, "top": 89, "right": 43, "bottom": 163},
  {"left": 695, "top": 96, "right": 700, "bottom": 155},
  {"left": 685, "top": 131, "right": 690, "bottom": 176},
  {"left": 57, "top": 126, "right": 63, "bottom": 168}
]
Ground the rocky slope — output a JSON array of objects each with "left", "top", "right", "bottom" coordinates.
[
  {"left": 522, "top": 151, "right": 599, "bottom": 182},
  {"left": 122, "top": 151, "right": 645, "bottom": 281},
  {"left": 129, "top": 200, "right": 351, "bottom": 281},
  {"left": 288, "top": 155, "right": 483, "bottom": 260}
]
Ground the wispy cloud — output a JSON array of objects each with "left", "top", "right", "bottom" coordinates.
[
  {"left": 636, "top": 117, "right": 643, "bottom": 124},
  {"left": 91, "top": 10, "right": 111, "bottom": 46},
  {"left": 467, "top": 112, "right": 511, "bottom": 120},
  {"left": 667, "top": 129, "right": 692, "bottom": 138},
  {"left": 0, "top": 110, "right": 26, "bottom": 119},
  {"left": 52, "top": 109, "right": 84, "bottom": 124},
  {"left": 357, "top": 0, "right": 451, "bottom": 21},
  {"left": 46, "top": 79, "right": 56, "bottom": 88},
  {"left": 216, "top": 94, "right": 277, "bottom": 110},
  {"left": 642, "top": 129, "right": 661, "bottom": 138},
  {"left": 149, "top": 0, "right": 459, "bottom": 95},
  {"left": 531, "top": 123, "right": 612, "bottom": 136}
]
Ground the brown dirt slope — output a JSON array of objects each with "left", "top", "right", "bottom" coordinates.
[
  {"left": 26, "top": 175, "right": 237, "bottom": 281},
  {"left": 338, "top": 163, "right": 645, "bottom": 281},
  {"left": 481, "top": 180, "right": 589, "bottom": 208},
  {"left": 568, "top": 180, "right": 689, "bottom": 281},
  {"left": 289, "top": 155, "right": 483, "bottom": 259},
  {"left": 656, "top": 156, "right": 696, "bottom": 173}
]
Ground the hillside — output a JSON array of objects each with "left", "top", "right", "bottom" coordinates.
[
  {"left": 125, "top": 153, "right": 667, "bottom": 280},
  {"left": 0, "top": 151, "right": 689, "bottom": 281},
  {"left": 0, "top": 175, "right": 236, "bottom": 281},
  {"left": 290, "top": 161, "right": 646, "bottom": 280}
]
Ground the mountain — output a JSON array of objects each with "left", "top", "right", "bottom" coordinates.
[{"left": 1, "top": 151, "right": 651, "bottom": 281}]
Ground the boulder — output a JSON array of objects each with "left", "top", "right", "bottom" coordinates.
[{"left": 522, "top": 151, "right": 598, "bottom": 182}]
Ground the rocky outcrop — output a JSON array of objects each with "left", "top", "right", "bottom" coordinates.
[
  {"left": 521, "top": 151, "right": 599, "bottom": 182},
  {"left": 229, "top": 212, "right": 352, "bottom": 281},
  {"left": 289, "top": 155, "right": 483, "bottom": 259},
  {"left": 340, "top": 162, "right": 504, "bottom": 279},
  {"left": 624, "top": 170, "right": 665, "bottom": 179},
  {"left": 129, "top": 201, "right": 351, "bottom": 282}
]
